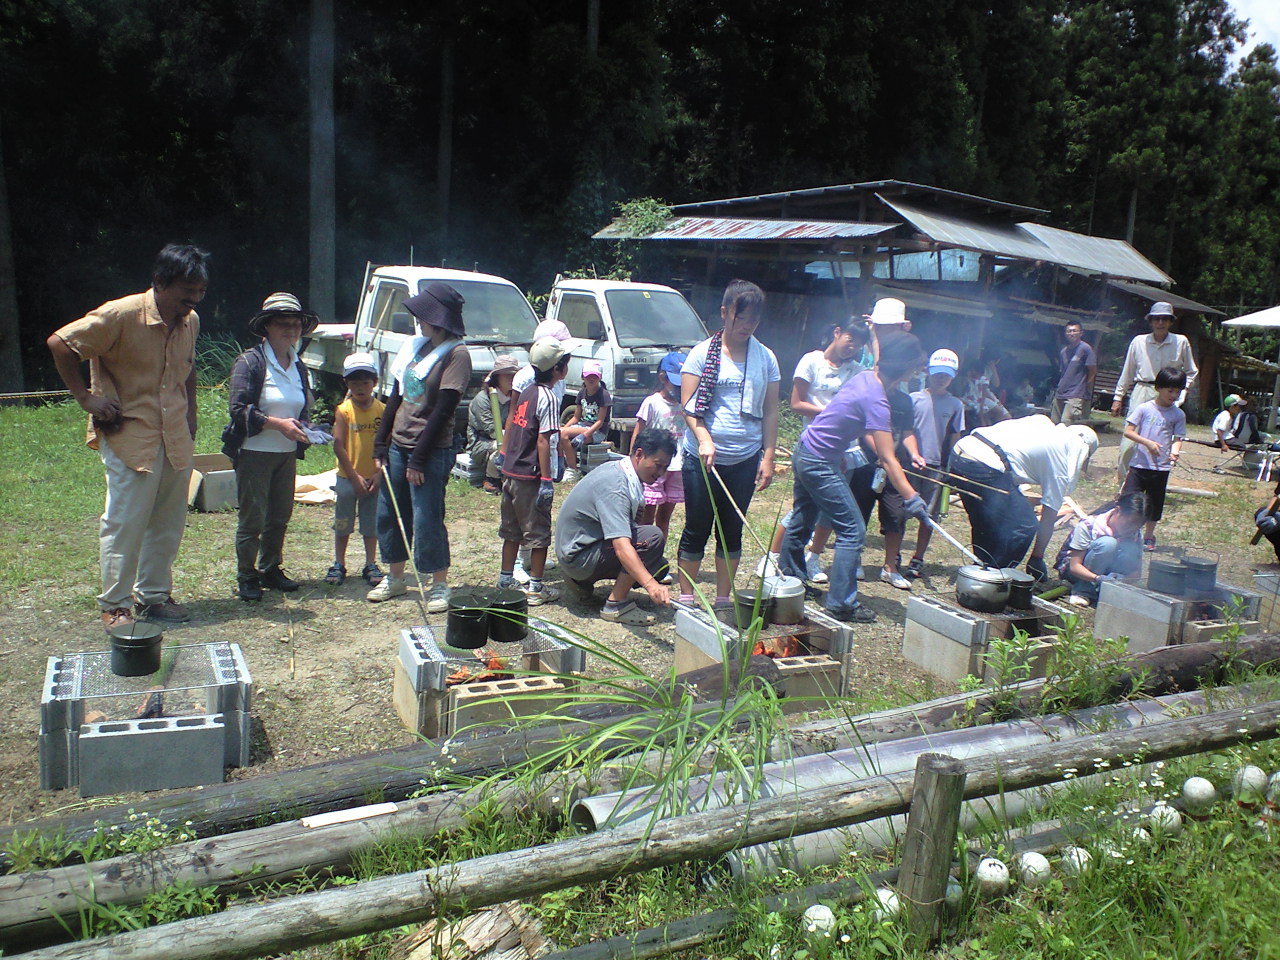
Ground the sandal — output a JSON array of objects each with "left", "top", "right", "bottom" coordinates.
[
  {"left": 601, "top": 601, "right": 655, "bottom": 625},
  {"left": 361, "top": 563, "right": 385, "bottom": 586},
  {"left": 324, "top": 563, "right": 346, "bottom": 585}
]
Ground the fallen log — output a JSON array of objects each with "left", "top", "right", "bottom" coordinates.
[
  {"left": 1167, "top": 484, "right": 1218, "bottom": 498},
  {"left": 786, "top": 632, "right": 1280, "bottom": 756},
  {"left": 0, "top": 657, "right": 781, "bottom": 867},
  {"left": 18, "top": 700, "right": 1280, "bottom": 960}
]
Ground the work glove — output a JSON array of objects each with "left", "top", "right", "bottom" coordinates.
[
  {"left": 1025, "top": 555, "right": 1049, "bottom": 582},
  {"left": 1097, "top": 572, "right": 1123, "bottom": 584},
  {"left": 493, "top": 452, "right": 505, "bottom": 470},
  {"left": 537, "top": 478, "right": 555, "bottom": 508},
  {"left": 902, "top": 494, "right": 930, "bottom": 522}
]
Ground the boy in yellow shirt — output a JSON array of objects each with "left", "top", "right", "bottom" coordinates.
[{"left": 326, "top": 353, "right": 386, "bottom": 585}]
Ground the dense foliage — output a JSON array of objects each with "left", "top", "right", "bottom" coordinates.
[{"left": 2, "top": 0, "right": 1278, "bottom": 388}]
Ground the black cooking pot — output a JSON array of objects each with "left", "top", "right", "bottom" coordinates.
[
  {"left": 108, "top": 621, "right": 164, "bottom": 677},
  {"left": 445, "top": 591, "right": 491, "bottom": 649},
  {"left": 1001, "top": 568, "right": 1036, "bottom": 610},
  {"left": 487, "top": 588, "right": 528, "bottom": 644},
  {"left": 956, "top": 564, "right": 1012, "bottom": 613},
  {"left": 1148, "top": 558, "right": 1185, "bottom": 597}
]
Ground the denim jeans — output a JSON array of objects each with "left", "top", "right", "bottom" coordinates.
[
  {"left": 950, "top": 455, "right": 1038, "bottom": 568},
  {"left": 678, "top": 453, "right": 761, "bottom": 562},
  {"left": 782, "top": 440, "right": 866, "bottom": 615},
  {"left": 1065, "top": 536, "right": 1143, "bottom": 601},
  {"left": 377, "top": 445, "right": 454, "bottom": 575}
]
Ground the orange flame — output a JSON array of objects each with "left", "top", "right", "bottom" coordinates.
[{"left": 752, "top": 635, "right": 805, "bottom": 658}]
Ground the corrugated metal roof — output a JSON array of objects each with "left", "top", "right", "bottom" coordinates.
[
  {"left": 868, "top": 281, "right": 993, "bottom": 319},
  {"left": 881, "top": 196, "right": 1172, "bottom": 285},
  {"left": 1021, "top": 224, "right": 1174, "bottom": 286},
  {"left": 1105, "top": 278, "right": 1223, "bottom": 315},
  {"left": 670, "top": 180, "right": 1047, "bottom": 219},
  {"left": 592, "top": 216, "right": 895, "bottom": 242}
]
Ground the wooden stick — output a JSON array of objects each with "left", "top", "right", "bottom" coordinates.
[
  {"left": 904, "top": 467, "right": 984, "bottom": 502},
  {"left": 899, "top": 754, "right": 966, "bottom": 949},
  {"left": 1166, "top": 485, "right": 1219, "bottom": 499},
  {"left": 24, "top": 702, "right": 1280, "bottom": 960}
]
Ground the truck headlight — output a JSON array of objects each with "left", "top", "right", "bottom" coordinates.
[{"left": 620, "top": 366, "right": 649, "bottom": 387}]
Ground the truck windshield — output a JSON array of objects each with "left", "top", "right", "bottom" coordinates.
[
  {"left": 420, "top": 278, "right": 538, "bottom": 344},
  {"left": 604, "top": 289, "right": 707, "bottom": 347}
]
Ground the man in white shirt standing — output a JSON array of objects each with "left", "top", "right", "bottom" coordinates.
[{"left": 1111, "top": 302, "right": 1199, "bottom": 481}]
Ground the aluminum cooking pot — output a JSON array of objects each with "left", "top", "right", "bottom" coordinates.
[
  {"left": 956, "top": 564, "right": 1012, "bottom": 613},
  {"left": 734, "top": 575, "right": 807, "bottom": 626}
]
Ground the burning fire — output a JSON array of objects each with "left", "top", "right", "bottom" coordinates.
[
  {"left": 752, "top": 635, "right": 805, "bottom": 659},
  {"left": 446, "top": 655, "right": 512, "bottom": 686}
]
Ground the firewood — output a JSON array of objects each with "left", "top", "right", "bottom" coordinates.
[{"left": 390, "top": 901, "right": 555, "bottom": 960}]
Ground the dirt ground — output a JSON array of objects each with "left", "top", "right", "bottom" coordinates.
[{"left": 2, "top": 421, "right": 1275, "bottom": 829}]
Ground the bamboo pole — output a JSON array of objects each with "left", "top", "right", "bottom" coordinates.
[
  {"left": 898, "top": 754, "right": 966, "bottom": 949},
  {"left": 20, "top": 700, "right": 1280, "bottom": 960}
]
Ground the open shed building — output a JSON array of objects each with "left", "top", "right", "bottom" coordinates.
[{"left": 595, "top": 180, "right": 1223, "bottom": 414}]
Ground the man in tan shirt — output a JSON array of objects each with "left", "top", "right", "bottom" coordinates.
[{"left": 47, "top": 244, "right": 210, "bottom": 631}]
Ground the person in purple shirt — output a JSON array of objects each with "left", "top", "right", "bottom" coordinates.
[
  {"left": 780, "top": 333, "right": 930, "bottom": 623},
  {"left": 1051, "top": 320, "right": 1097, "bottom": 424}
]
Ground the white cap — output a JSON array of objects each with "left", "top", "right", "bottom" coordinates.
[
  {"left": 1066, "top": 424, "right": 1099, "bottom": 462},
  {"left": 1147, "top": 301, "right": 1175, "bottom": 318},
  {"left": 533, "top": 319, "right": 571, "bottom": 342},
  {"left": 928, "top": 348, "right": 959, "bottom": 376},
  {"left": 868, "top": 298, "right": 907, "bottom": 325},
  {"left": 342, "top": 352, "right": 378, "bottom": 378}
]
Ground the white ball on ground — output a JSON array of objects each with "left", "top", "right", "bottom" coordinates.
[
  {"left": 975, "top": 857, "right": 1009, "bottom": 898},
  {"left": 1146, "top": 803, "right": 1183, "bottom": 836},
  {"left": 801, "top": 903, "right": 835, "bottom": 937},
  {"left": 1060, "top": 846, "right": 1093, "bottom": 876},
  {"left": 1181, "top": 776, "right": 1217, "bottom": 817},
  {"left": 871, "top": 887, "right": 900, "bottom": 921},
  {"left": 945, "top": 878, "right": 964, "bottom": 910},
  {"left": 1015, "top": 851, "right": 1052, "bottom": 888},
  {"left": 1233, "top": 765, "right": 1268, "bottom": 805}
]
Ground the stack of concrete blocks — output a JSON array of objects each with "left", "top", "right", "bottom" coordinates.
[
  {"left": 580, "top": 442, "right": 621, "bottom": 475},
  {"left": 901, "top": 594, "right": 1064, "bottom": 683},
  {"left": 1095, "top": 579, "right": 1263, "bottom": 653},
  {"left": 672, "top": 603, "right": 853, "bottom": 709},
  {"left": 393, "top": 621, "right": 584, "bottom": 739},
  {"left": 40, "top": 643, "right": 252, "bottom": 797},
  {"left": 1253, "top": 573, "right": 1280, "bottom": 633}
]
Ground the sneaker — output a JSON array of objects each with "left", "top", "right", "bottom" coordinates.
[
  {"left": 904, "top": 557, "right": 925, "bottom": 580},
  {"left": 543, "top": 553, "right": 558, "bottom": 572},
  {"left": 237, "top": 577, "right": 264, "bottom": 602},
  {"left": 524, "top": 582, "right": 560, "bottom": 606},
  {"left": 1143, "top": 537, "right": 1157, "bottom": 552},
  {"left": 482, "top": 480, "right": 501, "bottom": 495},
  {"left": 260, "top": 567, "right": 300, "bottom": 592},
  {"left": 367, "top": 576, "right": 408, "bottom": 602},
  {"left": 324, "top": 563, "right": 347, "bottom": 585},
  {"left": 426, "top": 582, "right": 452, "bottom": 614},
  {"left": 101, "top": 607, "right": 134, "bottom": 631},
  {"left": 1064, "top": 593, "right": 1092, "bottom": 607},
  {"left": 361, "top": 563, "right": 385, "bottom": 586},
  {"left": 880, "top": 568, "right": 911, "bottom": 590},
  {"left": 659, "top": 568, "right": 676, "bottom": 585},
  {"left": 135, "top": 598, "right": 191, "bottom": 622},
  {"left": 755, "top": 552, "right": 781, "bottom": 578},
  {"left": 511, "top": 558, "right": 531, "bottom": 584},
  {"left": 832, "top": 603, "right": 877, "bottom": 624},
  {"left": 804, "top": 551, "right": 829, "bottom": 585}
]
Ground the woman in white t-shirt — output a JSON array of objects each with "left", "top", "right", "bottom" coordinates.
[
  {"left": 678, "top": 279, "right": 781, "bottom": 607},
  {"left": 758, "top": 321, "right": 868, "bottom": 582}
]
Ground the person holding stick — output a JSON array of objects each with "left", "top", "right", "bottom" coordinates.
[
  {"left": 780, "top": 333, "right": 930, "bottom": 623},
  {"left": 950, "top": 414, "right": 1098, "bottom": 577},
  {"left": 677, "top": 279, "right": 781, "bottom": 608}
]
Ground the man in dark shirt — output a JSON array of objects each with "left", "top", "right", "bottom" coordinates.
[{"left": 1051, "top": 321, "right": 1097, "bottom": 424}]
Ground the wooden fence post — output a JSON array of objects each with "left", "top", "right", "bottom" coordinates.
[{"left": 898, "top": 753, "right": 966, "bottom": 949}]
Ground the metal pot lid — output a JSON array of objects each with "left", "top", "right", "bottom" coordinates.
[
  {"left": 958, "top": 564, "right": 1011, "bottom": 585},
  {"left": 999, "top": 567, "right": 1035, "bottom": 585},
  {"left": 107, "top": 620, "right": 164, "bottom": 642},
  {"left": 761, "top": 575, "right": 805, "bottom": 598}
]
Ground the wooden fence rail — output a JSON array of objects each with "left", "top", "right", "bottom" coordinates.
[{"left": 16, "top": 699, "right": 1280, "bottom": 960}]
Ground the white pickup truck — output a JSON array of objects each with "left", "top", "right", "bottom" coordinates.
[
  {"left": 301, "top": 264, "right": 537, "bottom": 428},
  {"left": 544, "top": 277, "right": 709, "bottom": 417}
]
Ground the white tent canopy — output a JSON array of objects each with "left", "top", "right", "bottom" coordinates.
[{"left": 1222, "top": 305, "right": 1280, "bottom": 428}]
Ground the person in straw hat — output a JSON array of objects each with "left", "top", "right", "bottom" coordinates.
[{"left": 223, "top": 292, "right": 319, "bottom": 601}]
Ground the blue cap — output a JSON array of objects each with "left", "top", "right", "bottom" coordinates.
[{"left": 659, "top": 351, "right": 687, "bottom": 386}]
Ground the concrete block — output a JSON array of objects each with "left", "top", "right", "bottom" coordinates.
[
  {"left": 803, "top": 604, "right": 855, "bottom": 657},
  {"left": 1253, "top": 574, "right": 1280, "bottom": 631},
  {"left": 392, "top": 660, "right": 444, "bottom": 739},
  {"left": 221, "top": 709, "right": 253, "bottom": 768},
  {"left": 674, "top": 637, "right": 719, "bottom": 677},
  {"left": 904, "top": 595, "right": 987, "bottom": 647},
  {"left": 902, "top": 619, "right": 980, "bottom": 682},
  {"left": 39, "top": 728, "right": 78, "bottom": 791},
  {"left": 78, "top": 715, "right": 227, "bottom": 797},
  {"left": 190, "top": 453, "right": 237, "bottom": 512},
  {"left": 40, "top": 657, "right": 82, "bottom": 733},
  {"left": 528, "top": 618, "right": 588, "bottom": 676},
  {"left": 448, "top": 675, "right": 568, "bottom": 737},
  {"left": 399, "top": 626, "right": 440, "bottom": 692},
  {"left": 1095, "top": 580, "right": 1183, "bottom": 652},
  {"left": 1179, "top": 619, "right": 1259, "bottom": 644},
  {"left": 774, "top": 655, "right": 842, "bottom": 711}
]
